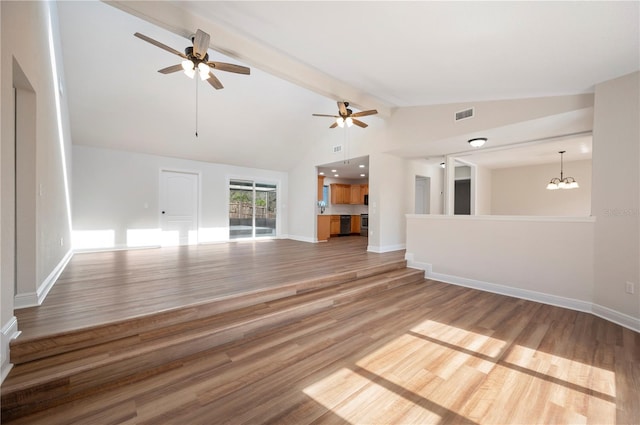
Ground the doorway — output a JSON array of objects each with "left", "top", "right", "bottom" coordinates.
[
  {"left": 414, "top": 176, "right": 431, "bottom": 214},
  {"left": 229, "top": 180, "right": 277, "bottom": 239},
  {"left": 13, "top": 61, "right": 37, "bottom": 301},
  {"left": 453, "top": 163, "right": 472, "bottom": 215},
  {"left": 159, "top": 170, "right": 199, "bottom": 246},
  {"left": 454, "top": 179, "right": 471, "bottom": 215}
]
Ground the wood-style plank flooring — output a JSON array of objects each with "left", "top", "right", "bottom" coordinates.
[
  {"left": 7, "top": 236, "right": 639, "bottom": 424},
  {"left": 15, "top": 236, "right": 402, "bottom": 339}
]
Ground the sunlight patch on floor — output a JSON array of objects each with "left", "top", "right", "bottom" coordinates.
[{"left": 303, "top": 367, "right": 444, "bottom": 424}]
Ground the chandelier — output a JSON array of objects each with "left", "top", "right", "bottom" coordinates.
[{"left": 546, "top": 151, "right": 579, "bottom": 190}]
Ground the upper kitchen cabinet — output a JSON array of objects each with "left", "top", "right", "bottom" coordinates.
[
  {"left": 350, "top": 185, "right": 361, "bottom": 205},
  {"left": 330, "top": 184, "right": 350, "bottom": 204},
  {"left": 331, "top": 183, "right": 368, "bottom": 205},
  {"left": 317, "top": 176, "right": 325, "bottom": 201}
]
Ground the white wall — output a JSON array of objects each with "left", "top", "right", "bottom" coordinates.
[
  {"left": 592, "top": 71, "right": 640, "bottom": 322},
  {"left": 475, "top": 165, "right": 492, "bottom": 215},
  {"left": 406, "top": 215, "right": 595, "bottom": 309},
  {"left": 491, "top": 160, "right": 592, "bottom": 216},
  {"left": 72, "top": 145, "right": 288, "bottom": 250},
  {"left": 387, "top": 95, "right": 594, "bottom": 154},
  {"left": 1, "top": 1, "right": 73, "bottom": 381},
  {"left": 369, "top": 152, "right": 407, "bottom": 252},
  {"left": 405, "top": 160, "right": 444, "bottom": 215}
]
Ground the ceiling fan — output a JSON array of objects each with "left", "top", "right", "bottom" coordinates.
[
  {"left": 313, "top": 101, "right": 378, "bottom": 128},
  {"left": 134, "top": 29, "right": 250, "bottom": 90}
]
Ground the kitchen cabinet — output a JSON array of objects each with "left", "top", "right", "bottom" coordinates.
[
  {"left": 360, "top": 184, "right": 369, "bottom": 204},
  {"left": 351, "top": 215, "right": 360, "bottom": 234},
  {"left": 330, "top": 184, "right": 350, "bottom": 204},
  {"left": 349, "top": 185, "right": 361, "bottom": 204},
  {"left": 332, "top": 183, "right": 368, "bottom": 205},
  {"left": 317, "top": 215, "right": 330, "bottom": 241},
  {"left": 317, "top": 176, "right": 325, "bottom": 202},
  {"left": 330, "top": 215, "right": 340, "bottom": 235}
]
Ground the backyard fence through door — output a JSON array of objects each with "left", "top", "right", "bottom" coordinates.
[{"left": 229, "top": 180, "right": 277, "bottom": 239}]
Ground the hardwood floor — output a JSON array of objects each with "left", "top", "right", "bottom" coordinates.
[
  {"left": 14, "top": 236, "right": 402, "bottom": 340},
  {"left": 4, "top": 237, "right": 639, "bottom": 424}
]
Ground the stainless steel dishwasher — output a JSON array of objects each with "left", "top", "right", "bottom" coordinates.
[{"left": 339, "top": 215, "right": 351, "bottom": 235}]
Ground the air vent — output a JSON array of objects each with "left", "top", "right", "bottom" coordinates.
[
  {"left": 333, "top": 145, "right": 343, "bottom": 154},
  {"left": 455, "top": 108, "right": 474, "bottom": 121}
]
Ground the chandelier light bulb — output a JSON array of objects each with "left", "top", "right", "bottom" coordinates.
[
  {"left": 345, "top": 117, "right": 353, "bottom": 127},
  {"left": 336, "top": 117, "right": 345, "bottom": 128}
]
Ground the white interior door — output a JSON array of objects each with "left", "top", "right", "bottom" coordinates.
[
  {"left": 160, "top": 171, "right": 199, "bottom": 246},
  {"left": 415, "top": 176, "right": 431, "bottom": 214}
]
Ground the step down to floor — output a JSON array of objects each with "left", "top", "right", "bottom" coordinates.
[{"left": 1, "top": 262, "right": 424, "bottom": 422}]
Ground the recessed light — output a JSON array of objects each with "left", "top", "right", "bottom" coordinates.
[
  {"left": 319, "top": 172, "right": 325, "bottom": 175},
  {"left": 468, "top": 137, "right": 487, "bottom": 148},
  {"left": 359, "top": 164, "right": 365, "bottom": 168},
  {"left": 334, "top": 174, "right": 339, "bottom": 177},
  {"left": 360, "top": 174, "right": 366, "bottom": 177},
  {"left": 331, "top": 169, "right": 337, "bottom": 173}
]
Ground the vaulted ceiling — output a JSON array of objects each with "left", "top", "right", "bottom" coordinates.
[{"left": 57, "top": 1, "right": 639, "bottom": 171}]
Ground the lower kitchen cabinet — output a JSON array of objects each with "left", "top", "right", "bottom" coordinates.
[
  {"left": 351, "top": 215, "right": 360, "bottom": 234},
  {"left": 317, "top": 215, "right": 330, "bottom": 241},
  {"left": 330, "top": 215, "right": 340, "bottom": 235}
]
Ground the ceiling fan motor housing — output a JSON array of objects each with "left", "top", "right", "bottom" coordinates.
[{"left": 184, "top": 46, "right": 208, "bottom": 62}]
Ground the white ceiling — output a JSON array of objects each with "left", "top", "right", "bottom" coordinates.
[
  {"left": 176, "top": 1, "right": 639, "bottom": 107},
  {"left": 318, "top": 156, "right": 370, "bottom": 180},
  {"left": 56, "top": 1, "right": 639, "bottom": 171},
  {"left": 454, "top": 134, "right": 592, "bottom": 169}
]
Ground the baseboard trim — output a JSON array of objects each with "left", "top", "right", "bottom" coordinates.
[
  {"left": 1, "top": 316, "right": 20, "bottom": 384},
  {"left": 14, "top": 249, "right": 73, "bottom": 309},
  {"left": 368, "top": 243, "right": 406, "bottom": 253},
  {"left": 406, "top": 257, "right": 639, "bottom": 333},
  {"left": 592, "top": 304, "right": 640, "bottom": 333},
  {"left": 73, "top": 244, "right": 160, "bottom": 253},
  {"left": 286, "top": 235, "right": 316, "bottom": 243}
]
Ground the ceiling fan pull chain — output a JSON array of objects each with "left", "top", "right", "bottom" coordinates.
[
  {"left": 195, "top": 77, "right": 199, "bottom": 137},
  {"left": 344, "top": 126, "right": 349, "bottom": 164}
]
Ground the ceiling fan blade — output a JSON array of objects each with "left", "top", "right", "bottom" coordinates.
[
  {"left": 351, "top": 109, "right": 378, "bottom": 118},
  {"left": 206, "top": 72, "right": 224, "bottom": 90},
  {"left": 338, "top": 101, "right": 348, "bottom": 116},
  {"left": 158, "top": 64, "right": 183, "bottom": 74},
  {"left": 312, "top": 114, "right": 339, "bottom": 118},
  {"left": 192, "top": 29, "right": 211, "bottom": 60},
  {"left": 329, "top": 122, "right": 338, "bottom": 129},
  {"left": 207, "top": 62, "right": 251, "bottom": 75},
  {"left": 134, "top": 32, "right": 186, "bottom": 59},
  {"left": 352, "top": 118, "right": 368, "bottom": 128}
]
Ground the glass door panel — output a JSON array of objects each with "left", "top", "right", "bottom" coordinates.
[
  {"left": 255, "top": 183, "right": 277, "bottom": 237},
  {"left": 229, "top": 180, "right": 254, "bottom": 239},
  {"left": 229, "top": 180, "right": 277, "bottom": 239}
]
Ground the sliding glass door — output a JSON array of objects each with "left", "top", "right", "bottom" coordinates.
[{"left": 229, "top": 180, "right": 277, "bottom": 239}]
